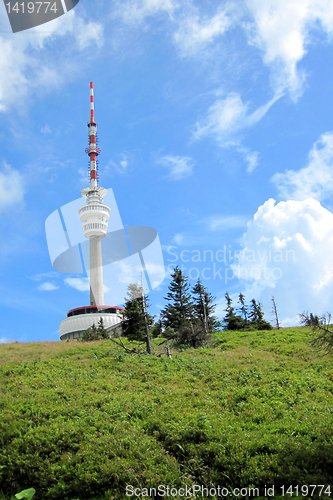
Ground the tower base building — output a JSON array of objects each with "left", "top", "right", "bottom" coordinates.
[{"left": 60, "top": 305, "right": 124, "bottom": 341}]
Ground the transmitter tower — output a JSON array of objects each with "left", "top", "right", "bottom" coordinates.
[
  {"left": 59, "top": 82, "right": 123, "bottom": 341},
  {"left": 79, "top": 82, "right": 110, "bottom": 306}
]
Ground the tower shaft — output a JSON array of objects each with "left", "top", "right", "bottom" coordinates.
[{"left": 90, "top": 236, "right": 104, "bottom": 306}]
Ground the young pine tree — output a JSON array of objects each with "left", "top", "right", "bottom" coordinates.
[{"left": 161, "top": 266, "right": 193, "bottom": 331}]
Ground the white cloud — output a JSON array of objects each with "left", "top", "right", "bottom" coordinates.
[
  {"left": 233, "top": 198, "right": 333, "bottom": 324},
  {"left": 31, "top": 271, "right": 59, "bottom": 281},
  {"left": 0, "top": 337, "right": 15, "bottom": 344},
  {"left": 38, "top": 282, "right": 59, "bottom": 291},
  {"left": 205, "top": 215, "right": 249, "bottom": 231},
  {"left": 65, "top": 276, "right": 110, "bottom": 293},
  {"left": 0, "top": 162, "right": 25, "bottom": 212},
  {"left": 174, "top": 6, "right": 232, "bottom": 55},
  {"left": 0, "top": 10, "right": 104, "bottom": 112},
  {"left": 75, "top": 19, "right": 104, "bottom": 49},
  {"left": 236, "top": 146, "right": 260, "bottom": 173},
  {"left": 193, "top": 92, "right": 281, "bottom": 142},
  {"left": 64, "top": 277, "right": 90, "bottom": 292},
  {"left": 244, "top": 0, "right": 333, "bottom": 98},
  {"left": 173, "top": 233, "right": 184, "bottom": 245},
  {"left": 41, "top": 124, "right": 52, "bottom": 134},
  {"left": 244, "top": 150, "right": 259, "bottom": 173},
  {"left": 158, "top": 155, "right": 194, "bottom": 180},
  {"left": 272, "top": 131, "right": 333, "bottom": 201},
  {"left": 105, "top": 153, "right": 131, "bottom": 175},
  {"left": 113, "top": 0, "right": 176, "bottom": 24}
]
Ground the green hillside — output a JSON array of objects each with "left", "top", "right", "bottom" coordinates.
[{"left": 0, "top": 327, "right": 332, "bottom": 500}]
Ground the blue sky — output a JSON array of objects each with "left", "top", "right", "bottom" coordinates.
[{"left": 1, "top": 0, "right": 333, "bottom": 342}]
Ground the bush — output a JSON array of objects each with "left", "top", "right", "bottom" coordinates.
[{"left": 81, "top": 318, "right": 109, "bottom": 342}]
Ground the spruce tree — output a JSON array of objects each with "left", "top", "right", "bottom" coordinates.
[
  {"left": 161, "top": 266, "right": 193, "bottom": 331},
  {"left": 223, "top": 292, "right": 243, "bottom": 330},
  {"left": 97, "top": 317, "right": 109, "bottom": 339},
  {"left": 121, "top": 283, "right": 153, "bottom": 341},
  {"left": 238, "top": 292, "right": 248, "bottom": 325},
  {"left": 192, "top": 279, "right": 221, "bottom": 333},
  {"left": 249, "top": 299, "right": 272, "bottom": 330}
]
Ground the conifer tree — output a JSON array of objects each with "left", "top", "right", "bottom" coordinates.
[
  {"left": 192, "top": 279, "right": 221, "bottom": 332},
  {"left": 121, "top": 283, "right": 153, "bottom": 341},
  {"left": 161, "top": 266, "right": 193, "bottom": 331},
  {"left": 238, "top": 292, "right": 248, "bottom": 325},
  {"left": 97, "top": 317, "right": 109, "bottom": 339},
  {"left": 249, "top": 299, "right": 272, "bottom": 330},
  {"left": 223, "top": 292, "right": 243, "bottom": 330}
]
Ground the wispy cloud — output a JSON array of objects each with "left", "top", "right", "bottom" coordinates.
[
  {"left": 30, "top": 271, "right": 59, "bottom": 282},
  {"left": 243, "top": 149, "right": 259, "bottom": 174},
  {"left": 38, "top": 282, "right": 59, "bottom": 291},
  {"left": 105, "top": 153, "right": 131, "bottom": 175},
  {"left": 158, "top": 155, "right": 195, "bottom": 180},
  {"left": 271, "top": 131, "right": 333, "bottom": 201},
  {"left": 64, "top": 277, "right": 90, "bottom": 292},
  {"left": 204, "top": 214, "right": 249, "bottom": 231},
  {"left": 0, "top": 162, "right": 25, "bottom": 212},
  {"left": 193, "top": 92, "right": 282, "bottom": 142},
  {"left": 174, "top": 5, "right": 232, "bottom": 56},
  {"left": 41, "top": 124, "right": 52, "bottom": 134},
  {"left": 113, "top": 0, "right": 176, "bottom": 24},
  {"left": 0, "top": 10, "right": 104, "bottom": 113},
  {"left": 64, "top": 277, "right": 109, "bottom": 293}
]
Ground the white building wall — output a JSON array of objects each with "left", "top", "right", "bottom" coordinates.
[{"left": 60, "top": 312, "right": 122, "bottom": 340}]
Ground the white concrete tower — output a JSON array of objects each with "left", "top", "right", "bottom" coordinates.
[{"left": 78, "top": 82, "right": 111, "bottom": 307}]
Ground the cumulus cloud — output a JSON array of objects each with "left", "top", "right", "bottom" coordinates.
[
  {"left": 272, "top": 131, "right": 333, "bottom": 201},
  {"left": 244, "top": 0, "right": 333, "bottom": 98},
  {"left": 38, "top": 282, "right": 59, "bottom": 291},
  {"left": 0, "top": 162, "right": 25, "bottom": 212},
  {"left": 193, "top": 92, "right": 281, "bottom": 142},
  {"left": 232, "top": 198, "right": 333, "bottom": 325},
  {"left": 158, "top": 155, "right": 194, "bottom": 180}
]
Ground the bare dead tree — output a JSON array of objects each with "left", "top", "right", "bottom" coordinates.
[
  {"left": 271, "top": 296, "right": 280, "bottom": 329},
  {"left": 141, "top": 273, "right": 152, "bottom": 355}
]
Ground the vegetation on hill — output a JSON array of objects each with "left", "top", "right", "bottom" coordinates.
[
  {"left": 0, "top": 326, "right": 332, "bottom": 500},
  {"left": 223, "top": 292, "right": 272, "bottom": 331}
]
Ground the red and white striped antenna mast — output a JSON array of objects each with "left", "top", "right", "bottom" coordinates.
[{"left": 85, "top": 81, "right": 101, "bottom": 188}]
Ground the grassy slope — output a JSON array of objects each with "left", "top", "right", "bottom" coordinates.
[{"left": 0, "top": 327, "right": 332, "bottom": 500}]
